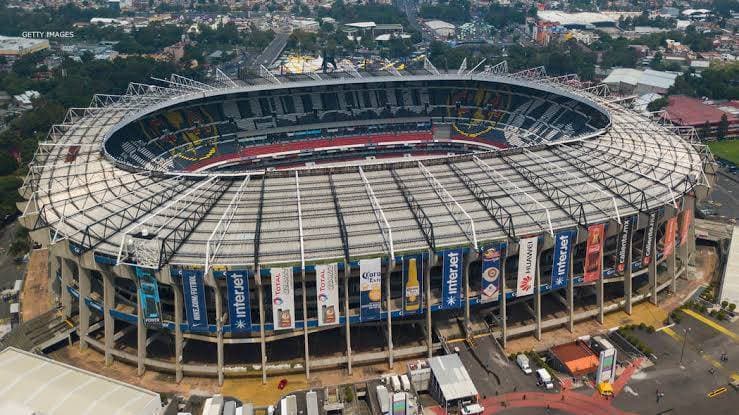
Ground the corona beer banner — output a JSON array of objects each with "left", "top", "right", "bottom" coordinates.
[
  {"left": 584, "top": 224, "right": 605, "bottom": 283},
  {"left": 270, "top": 267, "right": 295, "bottom": 330},
  {"left": 615, "top": 216, "right": 635, "bottom": 275},
  {"left": 551, "top": 230, "right": 574, "bottom": 290},
  {"left": 135, "top": 266, "right": 163, "bottom": 329},
  {"left": 225, "top": 268, "right": 251, "bottom": 333},
  {"left": 663, "top": 217, "right": 678, "bottom": 257},
  {"left": 642, "top": 211, "right": 658, "bottom": 266},
  {"left": 516, "top": 237, "right": 538, "bottom": 297},
  {"left": 359, "top": 258, "right": 382, "bottom": 321},
  {"left": 315, "top": 263, "right": 340, "bottom": 326},
  {"left": 441, "top": 249, "right": 463, "bottom": 309},
  {"left": 402, "top": 255, "right": 423, "bottom": 315},
  {"left": 679, "top": 208, "right": 692, "bottom": 245},
  {"left": 480, "top": 243, "right": 504, "bottom": 303},
  {"left": 179, "top": 267, "right": 209, "bottom": 331}
]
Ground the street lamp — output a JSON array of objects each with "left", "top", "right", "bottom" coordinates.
[{"left": 679, "top": 327, "right": 691, "bottom": 366}]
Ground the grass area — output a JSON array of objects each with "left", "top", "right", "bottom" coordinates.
[{"left": 708, "top": 139, "right": 739, "bottom": 165}]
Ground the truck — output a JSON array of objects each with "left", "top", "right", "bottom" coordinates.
[
  {"left": 516, "top": 354, "right": 532, "bottom": 374},
  {"left": 536, "top": 368, "right": 554, "bottom": 390},
  {"left": 376, "top": 385, "right": 390, "bottom": 415}
]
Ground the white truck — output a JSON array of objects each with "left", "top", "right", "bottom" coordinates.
[
  {"left": 376, "top": 385, "right": 390, "bottom": 415},
  {"left": 536, "top": 368, "right": 554, "bottom": 389},
  {"left": 516, "top": 354, "right": 532, "bottom": 374}
]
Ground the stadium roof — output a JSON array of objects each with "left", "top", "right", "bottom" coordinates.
[{"left": 0, "top": 348, "right": 162, "bottom": 415}]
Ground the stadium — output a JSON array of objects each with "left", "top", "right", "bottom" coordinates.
[{"left": 18, "top": 63, "right": 717, "bottom": 384}]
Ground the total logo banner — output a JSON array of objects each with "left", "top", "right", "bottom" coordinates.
[
  {"left": 315, "top": 263, "right": 340, "bottom": 326},
  {"left": 270, "top": 267, "right": 295, "bottom": 330},
  {"left": 516, "top": 237, "right": 538, "bottom": 297}
]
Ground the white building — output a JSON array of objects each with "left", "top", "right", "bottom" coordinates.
[
  {"left": 424, "top": 20, "right": 456, "bottom": 38},
  {"left": 0, "top": 35, "right": 49, "bottom": 57},
  {"left": 602, "top": 68, "right": 678, "bottom": 95}
]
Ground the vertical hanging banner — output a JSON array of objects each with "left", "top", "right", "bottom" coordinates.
[
  {"left": 551, "top": 231, "right": 574, "bottom": 290},
  {"left": 315, "top": 263, "right": 340, "bottom": 326},
  {"left": 615, "top": 216, "right": 635, "bottom": 275},
  {"left": 679, "top": 208, "right": 692, "bottom": 245},
  {"left": 270, "top": 267, "right": 295, "bottom": 330},
  {"left": 359, "top": 258, "right": 382, "bottom": 321},
  {"left": 480, "top": 243, "right": 504, "bottom": 303},
  {"left": 179, "top": 266, "right": 209, "bottom": 331},
  {"left": 225, "top": 268, "right": 251, "bottom": 333},
  {"left": 663, "top": 217, "right": 678, "bottom": 256},
  {"left": 402, "top": 255, "right": 423, "bottom": 314},
  {"left": 441, "top": 249, "right": 463, "bottom": 309},
  {"left": 642, "top": 211, "right": 658, "bottom": 266},
  {"left": 583, "top": 224, "right": 605, "bottom": 283},
  {"left": 516, "top": 237, "right": 538, "bottom": 297},
  {"left": 135, "top": 266, "right": 162, "bottom": 329}
]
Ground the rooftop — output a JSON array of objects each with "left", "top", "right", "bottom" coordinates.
[
  {"left": 602, "top": 68, "right": 678, "bottom": 90},
  {"left": 428, "top": 354, "right": 478, "bottom": 401},
  {"left": 663, "top": 95, "right": 739, "bottom": 126}
]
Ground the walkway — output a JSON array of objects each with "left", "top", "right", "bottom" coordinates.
[{"left": 481, "top": 391, "right": 637, "bottom": 414}]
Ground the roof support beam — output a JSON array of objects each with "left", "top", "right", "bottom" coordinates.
[
  {"left": 358, "top": 167, "right": 395, "bottom": 262},
  {"left": 328, "top": 173, "right": 350, "bottom": 263},
  {"left": 296, "top": 172, "right": 305, "bottom": 269},
  {"left": 253, "top": 175, "right": 267, "bottom": 270},
  {"left": 389, "top": 168, "right": 436, "bottom": 252},
  {"left": 205, "top": 175, "right": 251, "bottom": 272}
]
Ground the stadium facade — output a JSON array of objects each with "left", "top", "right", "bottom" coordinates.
[{"left": 18, "top": 65, "right": 717, "bottom": 384}]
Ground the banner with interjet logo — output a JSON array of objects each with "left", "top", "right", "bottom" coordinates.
[
  {"left": 225, "top": 268, "right": 251, "bottom": 332},
  {"left": 270, "top": 267, "right": 295, "bottom": 330},
  {"left": 516, "top": 237, "right": 538, "bottom": 297},
  {"left": 551, "top": 230, "right": 574, "bottom": 290},
  {"left": 315, "top": 263, "right": 340, "bottom": 326},
  {"left": 441, "top": 249, "right": 463, "bottom": 309}
]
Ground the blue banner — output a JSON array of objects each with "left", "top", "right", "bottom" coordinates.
[
  {"left": 359, "top": 258, "right": 382, "bottom": 322},
  {"left": 551, "top": 230, "right": 575, "bottom": 289},
  {"left": 480, "top": 243, "right": 505, "bottom": 303},
  {"left": 225, "top": 268, "right": 251, "bottom": 332},
  {"left": 134, "top": 266, "right": 162, "bottom": 329},
  {"left": 179, "top": 267, "right": 209, "bottom": 331},
  {"left": 402, "top": 255, "right": 424, "bottom": 315},
  {"left": 441, "top": 249, "right": 463, "bottom": 309}
]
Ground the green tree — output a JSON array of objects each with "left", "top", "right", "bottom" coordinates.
[
  {"left": 699, "top": 121, "right": 712, "bottom": 139},
  {"left": 717, "top": 114, "right": 729, "bottom": 139},
  {"left": 647, "top": 96, "right": 669, "bottom": 112}
]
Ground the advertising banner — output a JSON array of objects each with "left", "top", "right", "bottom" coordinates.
[
  {"left": 516, "top": 237, "right": 538, "bottom": 297},
  {"left": 480, "top": 243, "right": 505, "bottom": 303},
  {"left": 551, "top": 231, "right": 574, "bottom": 290},
  {"left": 402, "top": 255, "right": 423, "bottom": 315},
  {"left": 679, "top": 208, "right": 692, "bottom": 245},
  {"left": 225, "top": 268, "right": 251, "bottom": 332},
  {"left": 270, "top": 267, "right": 295, "bottom": 330},
  {"left": 642, "top": 211, "right": 658, "bottom": 266},
  {"left": 359, "top": 258, "right": 382, "bottom": 321},
  {"left": 615, "top": 216, "right": 635, "bottom": 275},
  {"left": 180, "top": 267, "right": 209, "bottom": 331},
  {"left": 584, "top": 224, "right": 605, "bottom": 283},
  {"left": 315, "top": 263, "right": 340, "bottom": 326},
  {"left": 596, "top": 348, "right": 618, "bottom": 384},
  {"left": 135, "top": 266, "right": 163, "bottom": 329},
  {"left": 663, "top": 217, "right": 678, "bottom": 257},
  {"left": 441, "top": 249, "right": 463, "bottom": 309}
]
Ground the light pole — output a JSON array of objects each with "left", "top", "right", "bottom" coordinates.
[{"left": 679, "top": 327, "right": 691, "bottom": 366}]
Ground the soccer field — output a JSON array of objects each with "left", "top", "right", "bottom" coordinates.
[{"left": 708, "top": 139, "right": 739, "bottom": 165}]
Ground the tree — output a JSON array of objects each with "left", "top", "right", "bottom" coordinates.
[
  {"left": 717, "top": 114, "right": 729, "bottom": 139},
  {"left": 699, "top": 121, "right": 712, "bottom": 139},
  {"left": 647, "top": 96, "right": 669, "bottom": 112}
]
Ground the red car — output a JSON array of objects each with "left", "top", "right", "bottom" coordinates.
[{"left": 278, "top": 379, "right": 288, "bottom": 390}]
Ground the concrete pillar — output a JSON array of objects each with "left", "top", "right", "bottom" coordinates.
[
  {"left": 173, "top": 282, "right": 184, "bottom": 383},
  {"left": 463, "top": 249, "right": 474, "bottom": 334},
  {"left": 649, "top": 236, "right": 658, "bottom": 305},
  {"left": 385, "top": 260, "right": 394, "bottom": 369},
  {"left": 136, "top": 283, "right": 147, "bottom": 376},
  {"left": 78, "top": 265, "right": 91, "bottom": 350},
  {"left": 102, "top": 270, "right": 115, "bottom": 366},
  {"left": 567, "top": 231, "right": 577, "bottom": 333},
  {"left": 214, "top": 275, "right": 224, "bottom": 386},
  {"left": 501, "top": 242, "right": 510, "bottom": 349},
  {"left": 257, "top": 267, "right": 267, "bottom": 384},
  {"left": 534, "top": 249, "right": 543, "bottom": 341},
  {"left": 425, "top": 250, "right": 433, "bottom": 358},
  {"left": 624, "top": 230, "right": 634, "bottom": 316},
  {"left": 596, "top": 228, "right": 606, "bottom": 325},
  {"left": 302, "top": 267, "right": 310, "bottom": 378},
  {"left": 344, "top": 261, "right": 352, "bottom": 375},
  {"left": 60, "top": 258, "right": 73, "bottom": 318}
]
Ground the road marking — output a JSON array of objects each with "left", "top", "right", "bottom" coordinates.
[
  {"left": 682, "top": 309, "right": 739, "bottom": 342},
  {"left": 661, "top": 327, "right": 723, "bottom": 369},
  {"left": 707, "top": 387, "right": 727, "bottom": 398},
  {"left": 661, "top": 327, "right": 682, "bottom": 342}
]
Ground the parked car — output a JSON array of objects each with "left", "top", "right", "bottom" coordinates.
[{"left": 516, "top": 354, "right": 532, "bottom": 374}]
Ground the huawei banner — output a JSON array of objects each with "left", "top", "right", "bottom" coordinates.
[
  {"left": 551, "top": 231, "right": 574, "bottom": 290},
  {"left": 516, "top": 237, "right": 537, "bottom": 297},
  {"left": 402, "top": 255, "right": 423, "bottom": 315},
  {"left": 583, "top": 224, "right": 605, "bottom": 283},
  {"left": 135, "top": 266, "right": 163, "bottom": 329},
  {"left": 270, "top": 267, "right": 295, "bottom": 330},
  {"left": 315, "top": 263, "right": 340, "bottom": 326},
  {"left": 642, "top": 211, "right": 658, "bottom": 266},
  {"left": 480, "top": 243, "right": 504, "bottom": 303},
  {"left": 225, "top": 268, "right": 251, "bottom": 333},
  {"left": 441, "top": 249, "right": 463, "bottom": 310},
  {"left": 359, "top": 258, "right": 382, "bottom": 321},
  {"left": 679, "top": 208, "right": 692, "bottom": 245},
  {"left": 179, "top": 266, "right": 209, "bottom": 331},
  {"left": 663, "top": 217, "right": 678, "bottom": 257},
  {"left": 615, "top": 216, "right": 635, "bottom": 275}
]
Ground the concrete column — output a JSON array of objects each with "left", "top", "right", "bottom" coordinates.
[
  {"left": 136, "top": 283, "right": 147, "bottom": 376},
  {"left": 668, "top": 248, "right": 677, "bottom": 293},
  {"left": 302, "top": 267, "right": 310, "bottom": 378},
  {"left": 534, "top": 249, "right": 542, "bottom": 341},
  {"left": 385, "top": 260, "right": 394, "bottom": 369},
  {"left": 60, "top": 258, "right": 73, "bottom": 318},
  {"left": 344, "top": 261, "right": 352, "bottom": 375},
  {"left": 425, "top": 250, "right": 433, "bottom": 358},
  {"left": 596, "top": 230, "right": 605, "bottom": 325},
  {"left": 500, "top": 246, "right": 508, "bottom": 349},
  {"left": 78, "top": 265, "right": 91, "bottom": 350},
  {"left": 624, "top": 230, "right": 634, "bottom": 316},
  {"left": 463, "top": 250, "right": 474, "bottom": 333},
  {"left": 649, "top": 236, "right": 658, "bottom": 305},
  {"left": 173, "top": 281, "right": 184, "bottom": 383},
  {"left": 567, "top": 231, "right": 577, "bottom": 333},
  {"left": 214, "top": 275, "right": 224, "bottom": 386},
  {"left": 257, "top": 267, "right": 267, "bottom": 384},
  {"left": 102, "top": 270, "right": 115, "bottom": 366}
]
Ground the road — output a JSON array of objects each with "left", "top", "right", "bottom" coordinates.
[
  {"left": 251, "top": 32, "right": 290, "bottom": 69},
  {"left": 0, "top": 222, "right": 28, "bottom": 320}
]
